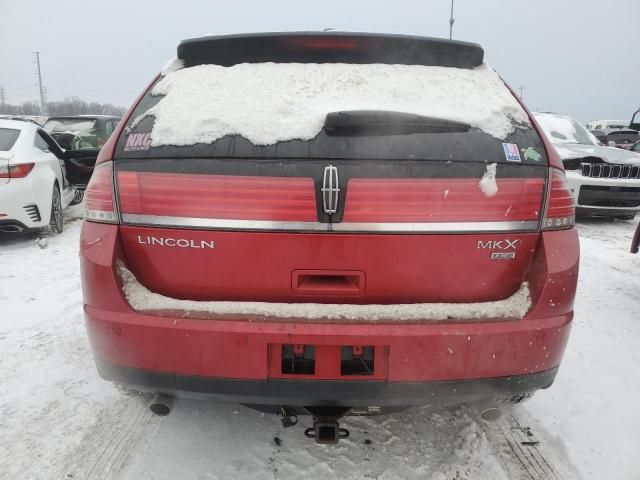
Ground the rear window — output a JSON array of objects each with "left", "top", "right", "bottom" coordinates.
[
  {"left": 0, "top": 128, "right": 20, "bottom": 151},
  {"left": 117, "top": 36, "right": 545, "bottom": 164},
  {"left": 608, "top": 131, "right": 639, "bottom": 143}
]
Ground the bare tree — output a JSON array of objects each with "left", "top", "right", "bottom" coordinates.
[{"left": 0, "top": 97, "right": 125, "bottom": 116}]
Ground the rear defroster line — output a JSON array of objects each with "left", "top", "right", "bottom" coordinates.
[{"left": 116, "top": 262, "right": 532, "bottom": 322}]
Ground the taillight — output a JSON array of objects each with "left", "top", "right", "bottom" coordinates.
[
  {"left": 542, "top": 169, "right": 575, "bottom": 230},
  {"left": 84, "top": 161, "right": 117, "bottom": 223},
  {"left": 343, "top": 177, "right": 545, "bottom": 223},
  {"left": 0, "top": 163, "right": 35, "bottom": 179},
  {"left": 117, "top": 171, "right": 317, "bottom": 222}
]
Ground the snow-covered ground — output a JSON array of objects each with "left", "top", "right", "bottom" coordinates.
[{"left": 1, "top": 208, "right": 638, "bottom": 479}]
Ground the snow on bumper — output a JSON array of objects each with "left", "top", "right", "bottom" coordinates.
[{"left": 117, "top": 262, "right": 532, "bottom": 323}]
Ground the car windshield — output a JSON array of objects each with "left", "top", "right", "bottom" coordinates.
[
  {"left": 0, "top": 128, "right": 21, "bottom": 151},
  {"left": 535, "top": 113, "right": 600, "bottom": 146},
  {"left": 44, "top": 119, "right": 96, "bottom": 135}
]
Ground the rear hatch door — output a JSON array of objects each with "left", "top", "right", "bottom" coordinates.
[{"left": 111, "top": 33, "right": 548, "bottom": 306}]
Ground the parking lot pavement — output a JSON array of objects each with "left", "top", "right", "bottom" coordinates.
[{"left": 0, "top": 214, "right": 638, "bottom": 479}]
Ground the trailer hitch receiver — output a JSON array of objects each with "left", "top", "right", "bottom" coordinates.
[{"left": 303, "top": 407, "right": 351, "bottom": 444}]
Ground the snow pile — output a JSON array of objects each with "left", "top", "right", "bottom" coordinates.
[
  {"left": 160, "top": 57, "right": 184, "bottom": 76},
  {"left": 143, "top": 62, "right": 530, "bottom": 147},
  {"left": 117, "top": 263, "right": 531, "bottom": 322},
  {"left": 479, "top": 163, "right": 498, "bottom": 197}
]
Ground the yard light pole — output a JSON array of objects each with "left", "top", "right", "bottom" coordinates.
[{"left": 449, "top": 0, "right": 455, "bottom": 40}]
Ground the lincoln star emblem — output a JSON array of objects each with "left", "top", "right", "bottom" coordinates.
[{"left": 322, "top": 165, "right": 340, "bottom": 215}]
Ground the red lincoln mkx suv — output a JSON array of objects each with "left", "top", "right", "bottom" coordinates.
[{"left": 80, "top": 32, "right": 578, "bottom": 444}]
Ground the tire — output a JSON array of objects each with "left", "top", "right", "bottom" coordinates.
[
  {"left": 47, "top": 184, "right": 64, "bottom": 235},
  {"left": 617, "top": 214, "right": 636, "bottom": 221}
]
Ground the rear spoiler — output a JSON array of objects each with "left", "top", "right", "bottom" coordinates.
[{"left": 177, "top": 32, "right": 484, "bottom": 68}]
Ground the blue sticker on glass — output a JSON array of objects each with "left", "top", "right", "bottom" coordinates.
[{"left": 502, "top": 143, "right": 521, "bottom": 162}]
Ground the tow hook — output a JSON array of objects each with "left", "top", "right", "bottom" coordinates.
[{"left": 303, "top": 407, "right": 351, "bottom": 444}]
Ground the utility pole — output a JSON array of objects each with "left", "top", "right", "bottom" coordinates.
[
  {"left": 34, "top": 51, "right": 46, "bottom": 115},
  {"left": 518, "top": 85, "right": 525, "bottom": 100},
  {"left": 0, "top": 85, "right": 6, "bottom": 111},
  {"left": 449, "top": 0, "right": 455, "bottom": 40}
]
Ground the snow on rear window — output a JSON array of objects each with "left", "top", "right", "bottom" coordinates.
[
  {"left": 142, "top": 62, "right": 530, "bottom": 147},
  {"left": 117, "top": 263, "right": 532, "bottom": 322}
]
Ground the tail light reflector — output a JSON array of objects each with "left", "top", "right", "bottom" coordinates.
[
  {"left": 117, "top": 171, "right": 317, "bottom": 222},
  {"left": 542, "top": 169, "right": 575, "bottom": 230},
  {"left": 343, "top": 178, "right": 545, "bottom": 223},
  {"left": 85, "top": 161, "right": 117, "bottom": 223},
  {"left": 0, "top": 162, "right": 35, "bottom": 179}
]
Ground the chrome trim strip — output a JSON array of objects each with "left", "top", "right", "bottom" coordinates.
[{"left": 121, "top": 213, "right": 539, "bottom": 233}]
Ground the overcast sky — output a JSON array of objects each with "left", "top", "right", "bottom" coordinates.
[{"left": 1, "top": 0, "right": 638, "bottom": 123}]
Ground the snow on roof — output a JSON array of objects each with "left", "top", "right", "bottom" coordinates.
[
  {"left": 143, "top": 62, "right": 530, "bottom": 147},
  {"left": 118, "top": 263, "right": 532, "bottom": 322},
  {"left": 160, "top": 57, "right": 184, "bottom": 76}
]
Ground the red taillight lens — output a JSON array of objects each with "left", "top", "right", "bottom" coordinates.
[
  {"left": 117, "top": 171, "right": 317, "bottom": 222},
  {"left": 0, "top": 163, "right": 35, "bottom": 179},
  {"left": 84, "top": 161, "right": 117, "bottom": 223},
  {"left": 542, "top": 169, "right": 575, "bottom": 230},
  {"left": 343, "top": 178, "right": 545, "bottom": 223}
]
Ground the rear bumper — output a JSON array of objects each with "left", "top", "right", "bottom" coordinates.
[
  {"left": 81, "top": 222, "right": 578, "bottom": 405},
  {"left": 96, "top": 358, "right": 558, "bottom": 407},
  {"left": 0, "top": 177, "right": 48, "bottom": 229}
]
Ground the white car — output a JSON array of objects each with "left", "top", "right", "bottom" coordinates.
[
  {"left": 585, "top": 119, "right": 628, "bottom": 130},
  {"left": 0, "top": 119, "right": 80, "bottom": 234},
  {"left": 535, "top": 112, "right": 640, "bottom": 220}
]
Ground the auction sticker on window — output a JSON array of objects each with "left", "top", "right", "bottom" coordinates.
[{"left": 502, "top": 143, "right": 522, "bottom": 162}]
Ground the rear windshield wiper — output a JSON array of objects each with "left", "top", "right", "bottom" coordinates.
[{"left": 324, "top": 110, "right": 471, "bottom": 136}]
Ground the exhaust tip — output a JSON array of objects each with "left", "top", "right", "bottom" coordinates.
[{"left": 149, "top": 393, "right": 173, "bottom": 416}]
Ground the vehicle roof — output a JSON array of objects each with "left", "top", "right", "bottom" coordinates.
[
  {"left": 177, "top": 31, "right": 484, "bottom": 69},
  {"left": 0, "top": 118, "right": 40, "bottom": 133},
  {"left": 595, "top": 128, "right": 638, "bottom": 134},
  {"left": 533, "top": 112, "right": 572, "bottom": 120},
  {"left": 44, "top": 115, "right": 120, "bottom": 121}
]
